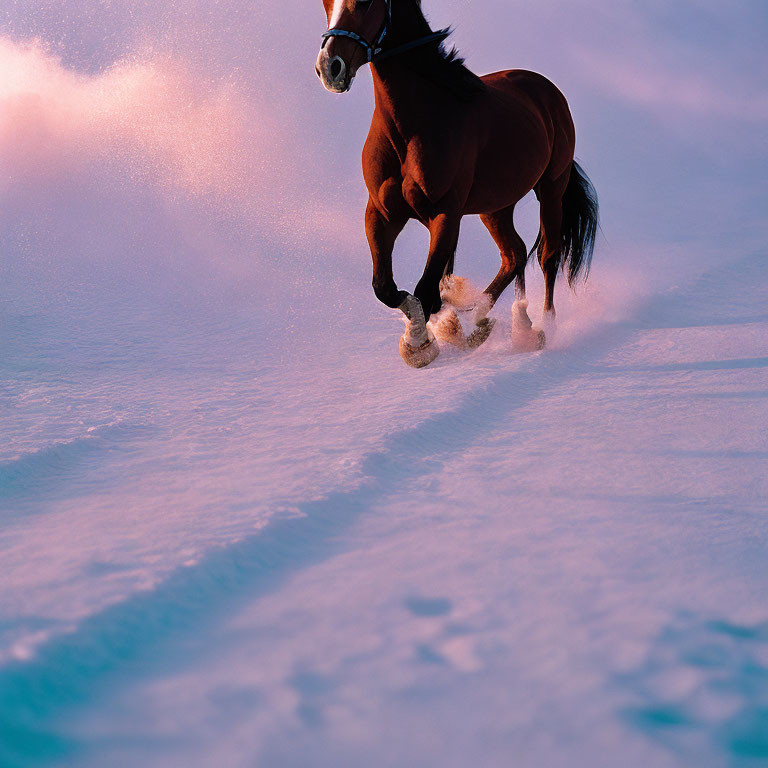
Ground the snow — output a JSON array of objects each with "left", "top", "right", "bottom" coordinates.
[{"left": 1, "top": 1, "right": 767, "bottom": 766}]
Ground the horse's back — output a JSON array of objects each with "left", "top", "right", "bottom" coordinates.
[
  {"left": 482, "top": 70, "right": 571, "bottom": 127},
  {"left": 480, "top": 69, "right": 575, "bottom": 181}
]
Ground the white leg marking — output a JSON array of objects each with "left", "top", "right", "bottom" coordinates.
[
  {"left": 399, "top": 294, "right": 430, "bottom": 347},
  {"left": 541, "top": 310, "right": 557, "bottom": 341},
  {"left": 511, "top": 298, "right": 532, "bottom": 331},
  {"left": 471, "top": 293, "right": 493, "bottom": 325}
]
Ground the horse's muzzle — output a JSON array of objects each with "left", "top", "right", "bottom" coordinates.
[{"left": 316, "top": 48, "right": 353, "bottom": 93}]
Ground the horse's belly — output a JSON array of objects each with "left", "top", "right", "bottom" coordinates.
[{"left": 464, "top": 150, "right": 548, "bottom": 214}]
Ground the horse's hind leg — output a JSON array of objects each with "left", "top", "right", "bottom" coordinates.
[
  {"left": 535, "top": 168, "right": 570, "bottom": 320},
  {"left": 480, "top": 204, "right": 529, "bottom": 307},
  {"left": 472, "top": 206, "right": 539, "bottom": 349}
]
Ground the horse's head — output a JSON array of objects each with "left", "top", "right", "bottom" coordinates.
[{"left": 316, "top": 0, "right": 390, "bottom": 93}]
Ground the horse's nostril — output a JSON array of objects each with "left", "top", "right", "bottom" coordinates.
[{"left": 330, "top": 58, "right": 342, "bottom": 80}]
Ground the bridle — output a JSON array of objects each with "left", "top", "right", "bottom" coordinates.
[{"left": 321, "top": 0, "right": 450, "bottom": 64}]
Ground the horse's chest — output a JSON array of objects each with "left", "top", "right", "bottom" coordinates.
[
  {"left": 401, "top": 176, "right": 434, "bottom": 222},
  {"left": 374, "top": 173, "right": 433, "bottom": 223},
  {"left": 369, "top": 135, "right": 456, "bottom": 222}
]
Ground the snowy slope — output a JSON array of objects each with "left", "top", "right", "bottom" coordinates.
[
  {"left": 1, "top": 1, "right": 767, "bottom": 766},
  {"left": 3, "top": 248, "right": 766, "bottom": 768}
]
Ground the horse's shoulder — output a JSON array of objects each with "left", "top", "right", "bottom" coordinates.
[
  {"left": 362, "top": 123, "right": 405, "bottom": 214},
  {"left": 363, "top": 114, "right": 401, "bottom": 163}
]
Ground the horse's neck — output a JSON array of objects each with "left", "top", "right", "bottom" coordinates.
[
  {"left": 370, "top": 0, "right": 442, "bottom": 139},
  {"left": 371, "top": 63, "right": 440, "bottom": 140}
]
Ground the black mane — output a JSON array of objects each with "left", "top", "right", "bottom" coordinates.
[{"left": 385, "top": 0, "right": 486, "bottom": 100}]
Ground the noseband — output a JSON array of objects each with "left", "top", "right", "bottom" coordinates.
[{"left": 321, "top": 0, "right": 450, "bottom": 64}]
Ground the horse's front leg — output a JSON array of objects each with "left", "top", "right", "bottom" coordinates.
[
  {"left": 397, "top": 210, "right": 466, "bottom": 366},
  {"left": 366, "top": 198, "right": 408, "bottom": 310},
  {"left": 410, "top": 210, "right": 479, "bottom": 354},
  {"left": 413, "top": 211, "right": 461, "bottom": 321},
  {"left": 367, "top": 200, "right": 437, "bottom": 368}
]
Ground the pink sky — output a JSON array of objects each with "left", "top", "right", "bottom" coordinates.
[{"left": 2, "top": 0, "right": 766, "bottom": 266}]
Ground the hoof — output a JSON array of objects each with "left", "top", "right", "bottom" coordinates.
[
  {"left": 511, "top": 299, "right": 533, "bottom": 331},
  {"left": 511, "top": 326, "right": 546, "bottom": 352},
  {"left": 466, "top": 317, "right": 496, "bottom": 349},
  {"left": 430, "top": 308, "right": 467, "bottom": 349},
  {"left": 540, "top": 311, "right": 557, "bottom": 344},
  {"left": 399, "top": 334, "right": 440, "bottom": 368}
]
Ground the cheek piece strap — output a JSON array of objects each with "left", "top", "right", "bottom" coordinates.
[{"left": 321, "top": 0, "right": 450, "bottom": 64}]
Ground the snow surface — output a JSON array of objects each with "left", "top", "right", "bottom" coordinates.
[{"left": 1, "top": 1, "right": 767, "bottom": 766}]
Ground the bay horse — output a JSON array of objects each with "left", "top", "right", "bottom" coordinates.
[{"left": 316, "top": 0, "right": 598, "bottom": 367}]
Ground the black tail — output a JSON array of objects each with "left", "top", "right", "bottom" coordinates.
[{"left": 530, "top": 161, "right": 599, "bottom": 286}]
